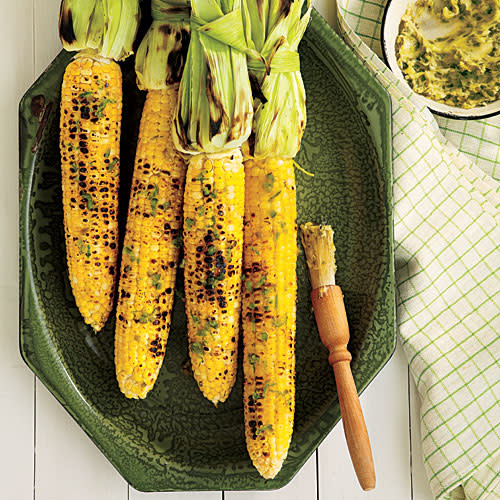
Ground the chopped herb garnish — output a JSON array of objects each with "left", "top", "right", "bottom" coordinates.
[
  {"left": 107, "top": 157, "right": 119, "bottom": 172},
  {"left": 272, "top": 314, "right": 287, "bottom": 328},
  {"left": 76, "top": 240, "right": 91, "bottom": 257},
  {"left": 190, "top": 342, "right": 205, "bottom": 357},
  {"left": 173, "top": 235, "right": 183, "bottom": 248},
  {"left": 96, "top": 98, "right": 115, "bottom": 118},
  {"left": 264, "top": 172, "right": 274, "bottom": 192},
  {"left": 135, "top": 309, "right": 156, "bottom": 324},
  {"left": 197, "top": 205, "right": 206, "bottom": 216},
  {"left": 248, "top": 353, "right": 260, "bottom": 371},
  {"left": 268, "top": 190, "right": 282, "bottom": 201},
  {"left": 123, "top": 245, "right": 138, "bottom": 262},
  {"left": 261, "top": 332, "right": 268, "bottom": 341},
  {"left": 79, "top": 91, "right": 93, "bottom": 99},
  {"left": 207, "top": 245, "right": 217, "bottom": 256},
  {"left": 151, "top": 273, "right": 162, "bottom": 290},
  {"left": 248, "top": 302, "right": 257, "bottom": 310},
  {"left": 252, "top": 391, "right": 263, "bottom": 402},
  {"left": 255, "top": 424, "right": 273, "bottom": 436},
  {"left": 257, "top": 274, "right": 267, "bottom": 287},
  {"left": 104, "top": 148, "right": 111, "bottom": 159},
  {"left": 81, "top": 192, "right": 94, "bottom": 210},
  {"left": 185, "top": 217, "right": 195, "bottom": 231},
  {"left": 190, "top": 312, "right": 200, "bottom": 324},
  {"left": 263, "top": 382, "right": 275, "bottom": 396},
  {"left": 269, "top": 209, "right": 277, "bottom": 218},
  {"left": 275, "top": 231, "right": 280, "bottom": 241},
  {"left": 225, "top": 247, "right": 232, "bottom": 262},
  {"left": 245, "top": 280, "right": 253, "bottom": 292},
  {"left": 71, "top": 162, "right": 78, "bottom": 173},
  {"left": 147, "top": 184, "right": 159, "bottom": 215},
  {"left": 123, "top": 265, "right": 132, "bottom": 273}
]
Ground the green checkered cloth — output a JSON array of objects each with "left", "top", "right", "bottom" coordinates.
[{"left": 334, "top": 1, "right": 500, "bottom": 499}]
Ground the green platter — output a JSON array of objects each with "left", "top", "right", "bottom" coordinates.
[{"left": 19, "top": 8, "right": 394, "bottom": 492}]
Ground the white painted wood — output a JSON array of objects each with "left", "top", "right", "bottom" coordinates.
[
  {"left": 318, "top": 342, "right": 412, "bottom": 500},
  {"left": 1, "top": 2, "right": 35, "bottom": 500},
  {"left": 130, "top": 489, "right": 222, "bottom": 500},
  {"left": 226, "top": 453, "right": 317, "bottom": 500},
  {"left": 35, "top": 382, "right": 128, "bottom": 500},
  {"left": 409, "top": 375, "right": 435, "bottom": 500},
  {"left": 32, "top": 3, "right": 126, "bottom": 499},
  {"left": 0, "top": 1, "right": 430, "bottom": 499},
  {"left": 34, "top": 0, "right": 62, "bottom": 76}
]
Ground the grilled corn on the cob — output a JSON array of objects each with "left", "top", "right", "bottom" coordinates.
[
  {"left": 242, "top": 158, "right": 297, "bottom": 479},
  {"left": 115, "top": 89, "right": 186, "bottom": 398},
  {"left": 242, "top": 0, "right": 311, "bottom": 478},
  {"left": 58, "top": 0, "right": 140, "bottom": 331},
  {"left": 114, "top": 0, "right": 190, "bottom": 399},
  {"left": 174, "top": 0, "right": 253, "bottom": 404},
  {"left": 183, "top": 152, "right": 244, "bottom": 404}
]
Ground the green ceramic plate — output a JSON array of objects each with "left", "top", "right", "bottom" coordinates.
[{"left": 19, "top": 8, "right": 394, "bottom": 492}]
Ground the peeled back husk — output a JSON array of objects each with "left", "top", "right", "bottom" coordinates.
[
  {"left": 173, "top": 0, "right": 254, "bottom": 155},
  {"left": 135, "top": 0, "right": 191, "bottom": 90},
  {"left": 59, "top": 0, "right": 140, "bottom": 61},
  {"left": 245, "top": 0, "right": 311, "bottom": 159}
]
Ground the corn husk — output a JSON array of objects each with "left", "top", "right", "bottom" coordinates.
[
  {"left": 135, "top": 0, "right": 190, "bottom": 90},
  {"left": 59, "top": 0, "right": 140, "bottom": 61},
  {"left": 245, "top": 0, "right": 311, "bottom": 159},
  {"left": 173, "top": 0, "right": 254, "bottom": 155}
]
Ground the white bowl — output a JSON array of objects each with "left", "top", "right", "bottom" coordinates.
[{"left": 381, "top": 0, "right": 500, "bottom": 119}]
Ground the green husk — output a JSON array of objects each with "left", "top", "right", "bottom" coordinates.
[
  {"left": 173, "top": 0, "right": 254, "bottom": 155},
  {"left": 135, "top": 0, "right": 191, "bottom": 90},
  {"left": 58, "top": 0, "right": 141, "bottom": 61},
  {"left": 245, "top": 0, "right": 311, "bottom": 159}
]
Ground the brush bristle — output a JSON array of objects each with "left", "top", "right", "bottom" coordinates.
[{"left": 300, "top": 222, "right": 337, "bottom": 289}]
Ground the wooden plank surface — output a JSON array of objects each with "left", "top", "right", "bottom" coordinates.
[
  {"left": 318, "top": 342, "right": 412, "bottom": 500},
  {"left": 3, "top": 1, "right": 435, "bottom": 499},
  {"left": 1, "top": 2, "right": 35, "bottom": 500}
]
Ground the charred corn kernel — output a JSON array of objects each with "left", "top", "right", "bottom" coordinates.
[
  {"left": 60, "top": 55, "right": 122, "bottom": 332},
  {"left": 183, "top": 151, "right": 245, "bottom": 405},
  {"left": 115, "top": 88, "right": 185, "bottom": 399},
  {"left": 242, "top": 157, "right": 297, "bottom": 479}
]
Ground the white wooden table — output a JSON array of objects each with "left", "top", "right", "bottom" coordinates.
[{"left": 3, "top": 1, "right": 436, "bottom": 498}]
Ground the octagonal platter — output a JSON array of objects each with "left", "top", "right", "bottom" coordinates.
[{"left": 19, "top": 8, "right": 394, "bottom": 492}]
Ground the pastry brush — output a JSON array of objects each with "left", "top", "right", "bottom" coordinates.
[{"left": 300, "top": 222, "right": 375, "bottom": 491}]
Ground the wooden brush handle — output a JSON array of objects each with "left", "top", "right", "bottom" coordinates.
[{"left": 311, "top": 286, "right": 376, "bottom": 491}]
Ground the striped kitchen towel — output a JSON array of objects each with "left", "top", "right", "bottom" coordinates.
[{"left": 333, "top": 1, "right": 500, "bottom": 498}]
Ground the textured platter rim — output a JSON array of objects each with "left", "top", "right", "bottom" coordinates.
[{"left": 19, "top": 8, "right": 395, "bottom": 492}]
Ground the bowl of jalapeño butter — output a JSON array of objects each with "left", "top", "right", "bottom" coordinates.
[{"left": 382, "top": 0, "right": 500, "bottom": 119}]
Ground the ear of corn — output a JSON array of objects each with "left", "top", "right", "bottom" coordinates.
[
  {"left": 59, "top": 0, "right": 140, "bottom": 61},
  {"left": 114, "top": 0, "right": 190, "bottom": 399},
  {"left": 59, "top": 0, "right": 140, "bottom": 331},
  {"left": 173, "top": 0, "right": 253, "bottom": 404},
  {"left": 115, "top": 88, "right": 186, "bottom": 399},
  {"left": 241, "top": 0, "right": 311, "bottom": 479},
  {"left": 183, "top": 152, "right": 245, "bottom": 405},
  {"left": 242, "top": 158, "right": 297, "bottom": 479},
  {"left": 60, "top": 55, "right": 122, "bottom": 331}
]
